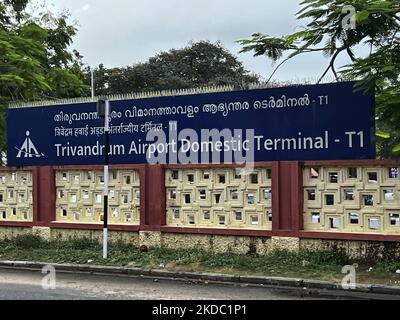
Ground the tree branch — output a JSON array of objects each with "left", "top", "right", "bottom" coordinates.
[
  {"left": 330, "top": 64, "right": 340, "bottom": 82},
  {"left": 316, "top": 48, "right": 344, "bottom": 84},
  {"left": 264, "top": 46, "right": 335, "bottom": 85},
  {"left": 302, "top": 47, "right": 331, "bottom": 52},
  {"left": 265, "top": 56, "right": 292, "bottom": 85},
  {"left": 390, "top": 28, "right": 400, "bottom": 46}
]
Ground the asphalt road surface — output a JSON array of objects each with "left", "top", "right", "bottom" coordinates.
[
  {"left": 0, "top": 268, "right": 328, "bottom": 300},
  {"left": 2, "top": 267, "right": 399, "bottom": 300}
]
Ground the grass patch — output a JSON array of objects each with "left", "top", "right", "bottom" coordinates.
[{"left": 0, "top": 234, "right": 399, "bottom": 286}]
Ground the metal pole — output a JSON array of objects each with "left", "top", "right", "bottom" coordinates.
[
  {"left": 103, "top": 100, "right": 110, "bottom": 259},
  {"left": 91, "top": 70, "right": 95, "bottom": 99}
]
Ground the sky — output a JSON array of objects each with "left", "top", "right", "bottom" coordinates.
[{"left": 33, "top": 0, "right": 357, "bottom": 82}]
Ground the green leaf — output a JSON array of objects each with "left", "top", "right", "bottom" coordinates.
[
  {"left": 376, "top": 130, "right": 391, "bottom": 139},
  {"left": 355, "top": 10, "right": 370, "bottom": 23},
  {"left": 0, "top": 74, "right": 25, "bottom": 84},
  {"left": 392, "top": 145, "right": 400, "bottom": 153},
  {"left": 381, "top": 66, "right": 396, "bottom": 73}
]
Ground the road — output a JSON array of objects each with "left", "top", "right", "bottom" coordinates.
[
  {"left": 0, "top": 268, "right": 326, "bottom": 300},
  {"left": 1, "top": 268, "right": 398, "bottom": 300}
]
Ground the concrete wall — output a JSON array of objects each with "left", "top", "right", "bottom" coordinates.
[
  {"left": 161, "top": 233, "right": 273, "bottom": 255},
  {"left": 0, "top": 171, "right": 33, "bottom": 222},
  {"left": 300, "top": 238, "right": 400, "bottom": 260},
  {"left": 0, "top": 226, "right": 32, "bottom": 239},
  {"left": 165, "top": 167, "right": 272, "bottom": 230},
  {"left": 303, "top": 165, "right": 400, "bottom": 234}
]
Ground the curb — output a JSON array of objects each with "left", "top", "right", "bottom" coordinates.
[{"left": 1, "top": 260, "right": 400, "bottom": 298}]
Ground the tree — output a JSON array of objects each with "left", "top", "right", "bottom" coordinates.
[
  {"left": 89, "top": 41, "right": 259, "bottom": 95},
  {"left": 0, "top": 0, "right": 30, "bottom": 24},
  {"left": 238, "top": 0, "right": 400, "bottom": 158},
  {"left": 0, "top": 1, "right": 89, "bottom": 163}
]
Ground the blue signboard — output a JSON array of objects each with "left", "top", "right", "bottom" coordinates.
[{"left": 7, "top": 81, "right": 375, "bottom": 166}]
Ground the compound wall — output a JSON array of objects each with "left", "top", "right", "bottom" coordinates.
[{"left": 1, "top": 160, "right": 400, "bottom": 256}]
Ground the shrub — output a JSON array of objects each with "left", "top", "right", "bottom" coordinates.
[
  {"left": 14, "top": 234, "right": 45, "bottom": 249},
  {"left": 298, "top": 248, "right": 349, "bottom": 266},
  {"left": 56, "top": 237, "right": 100, "bottom": 250}
]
